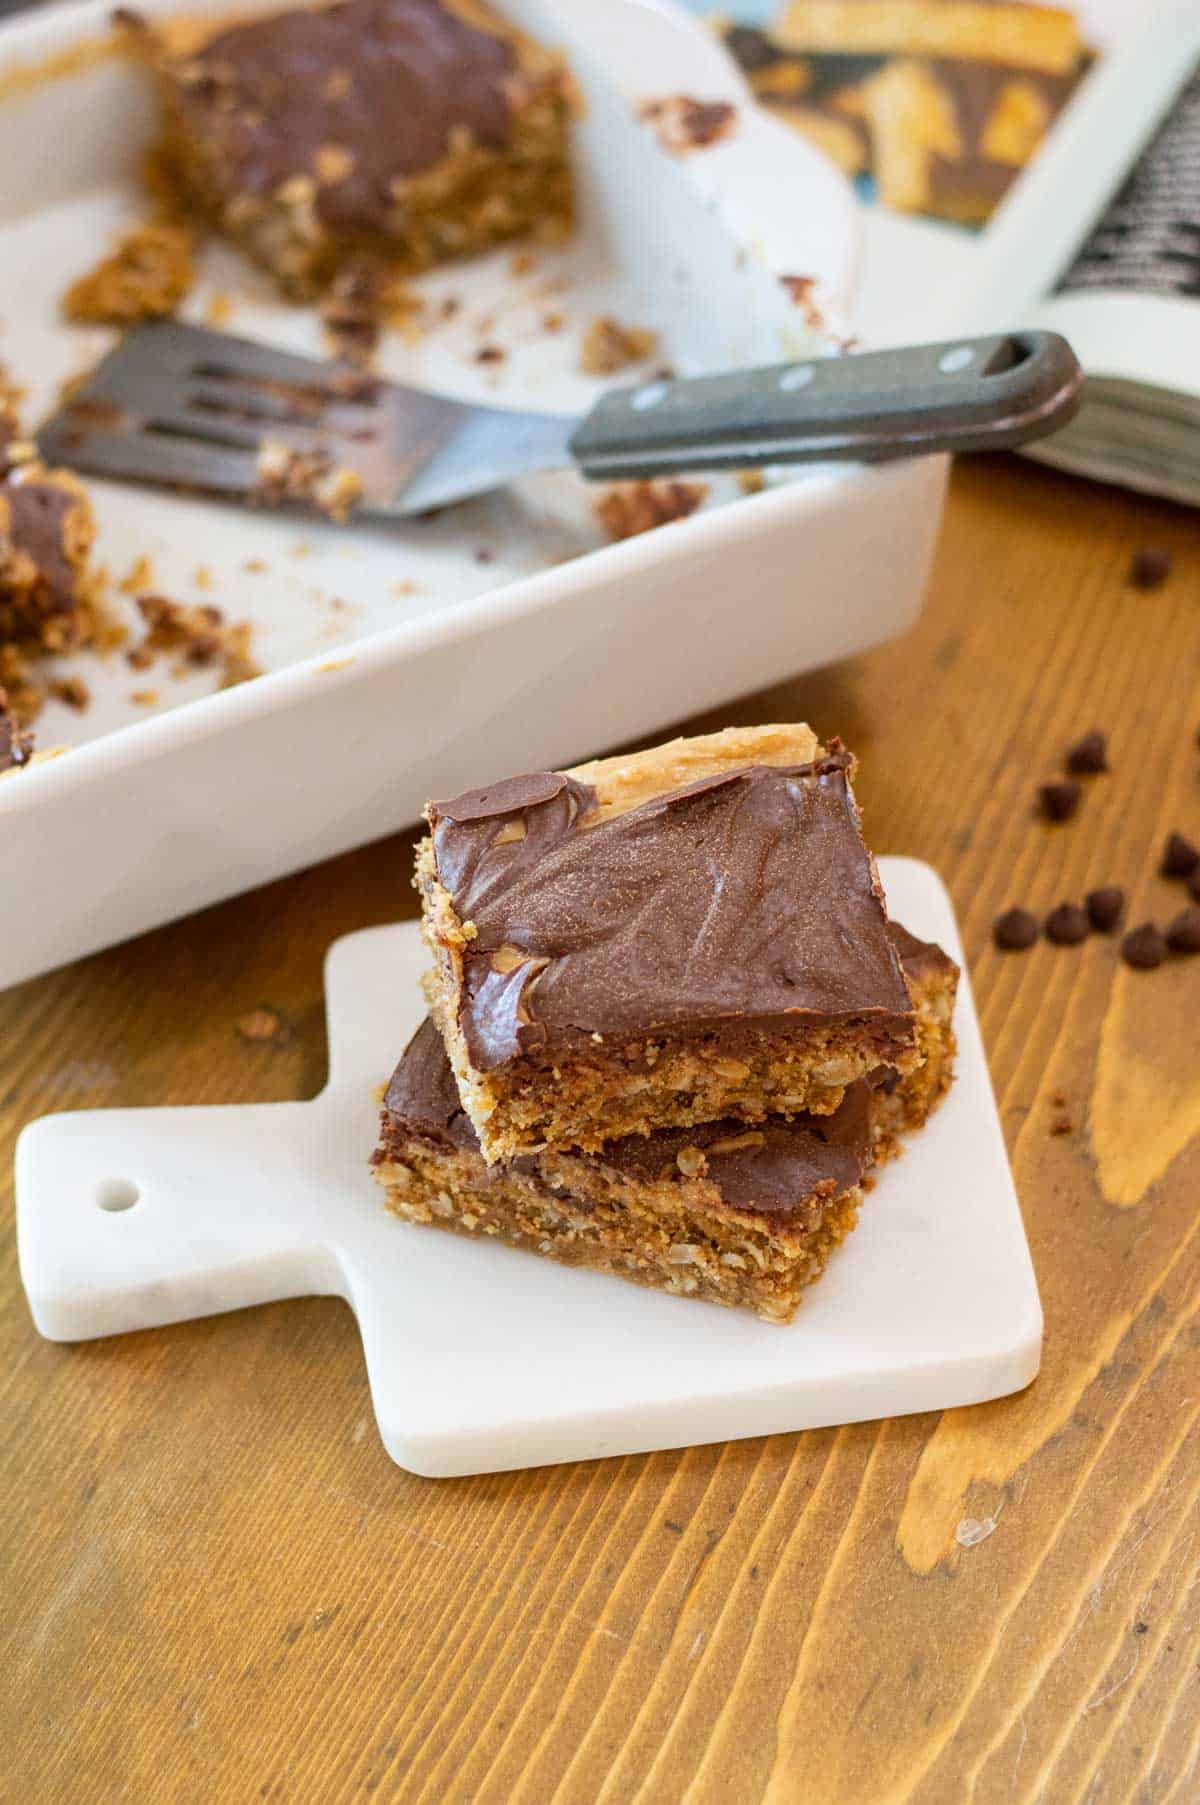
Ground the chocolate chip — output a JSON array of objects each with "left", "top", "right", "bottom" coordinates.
[
  {"left": 1128, "top": 546, "right": 1172, "bottom": 589},
  {"left": 1122, "top": 922, "right": 1167, "bottom": 969},
  {"left": 1162, "top": 832, "right": 1200, "bottom": 878},
  {"left": 1045, "top": 902, "right": 1089, "bottom": 945},
  {"left": 1086, "top": 887, "right": 1125, "bottom": 934},
  {"left": 1166, "top": 907, "right": 1200, "bottom": 954},
  {"left": 1049, "top": 1112, "right": 1072, "bottom": 1136},
  {"left": 1191, "top": 867, "right": 1200, "bottom": 905},
  {"left": 1039, "top": 779, "right": 1081, "bottom": 823},
  {"left": 1065, "top": 730, "right": 1108, "bottom": 775},
  {"left": 993, "top": 907, "right": 1038, "bottom": 950}
]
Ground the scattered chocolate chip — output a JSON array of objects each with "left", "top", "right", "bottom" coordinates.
[
  {"left": 1122, "top": 922, "right": 1167, "bottom": 970},
  {"left": 993, "top": 907, "right": 1039, "bottom": 950},
  {"left": 1166, "top": 908, "right": 1200, "bottom": 954},
  {"left": 1191, "top": 868, "right": 1200, "bottom": 905},
  {"left": 1045, "top": 902, "right": 1090, "bottom": 945},
  {"left": 1127, "top": 546, "right": 1172, "bottom": 589},
  {"left": 1039, "top": 779, "right": 1082, "bottom": 823},
  {"left": 1065, "top": 730, "right": 1107, "bottom": 775},
  {"left": 1049, "top": 1112, "right": 1073, "bottom": 1136},
  {"left": 474, "top": 344, "right": 505, "bottom": 364},
  {"left": 1161, "top": 832, "right": 1200, "bottom": 878},
  {"left": 1086, "top": 887, "right": 1125, "bottom": 934}
]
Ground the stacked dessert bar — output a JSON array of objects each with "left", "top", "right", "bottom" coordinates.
[{"left": 372, "top": 725, "right": 959, "bottom": 1322}]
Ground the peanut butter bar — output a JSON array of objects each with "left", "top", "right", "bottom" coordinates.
[
  {"left": 764, "top": 4, "right": 1083, "bottom": 224},
  {"left": 372, "top": 922, "right": 955, "bottom": 1322},
  {"left": 418, "top": 725, "right": 918, "bottom": 1162},
  {"left": 127, "top": 0, "right": 574, "bottom": 298},
  {"left": 0, "top": 464, "right": 99, "bottom": 658},
  {"left": 857, "top": 53, "right": 1080, "bottom": 221},
  {"left": 0, "top": 685, "right": 33, "bottom": 773},
  {"left": 374, "top": 1017, "right": 870, "bottom": 1322},
  {"left": 871, "top": 921, "right": 958, "bottom": 1161}
]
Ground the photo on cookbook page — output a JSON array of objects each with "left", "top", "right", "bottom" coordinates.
[{"left": 680, "top": 0, "right": 1130, "bottom": 228}]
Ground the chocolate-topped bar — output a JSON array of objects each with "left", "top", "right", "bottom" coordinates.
[
  {"left": 374, "top": 1019, "right": 871, "bottom": 1322},
  {"left": 372, "top": 922, "right": 955, "bottom": 1321},
  {"left": 0, "top": 463, "right": 99, "bottom": 657},
  {"left": 873, "top": 921, "right": 958, "bottom": 1159},
  {"left": 128, "top": 0, "right": 574, "bottom": 297},
  {"left": 0, "top": 686, "right": 33, "bottom": 774},
  {"left": 418, "top": 725, "right": 918, "bottom": 1162}
]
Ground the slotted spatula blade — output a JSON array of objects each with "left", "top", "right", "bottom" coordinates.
[
  {"left": 36, "top": 320, "right": 575, "bottom": 520},
  {"left": 36, "top": 319, "right": 1083, "bottom": 522}
]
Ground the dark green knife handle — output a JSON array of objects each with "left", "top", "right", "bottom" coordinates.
[{"left": 568, "top": 331, "right": 1082, "bottom": 478}]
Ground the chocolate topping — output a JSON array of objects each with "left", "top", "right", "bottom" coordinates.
[
  {"left": 887, "top": 920, "right": 956, "bottom": 984},
  {"left": 7, "top": 481, "right": 78, "bottom": 612},
  {"left": 382, "top": 1020, "right": 872, "bottom": 1220},
  {"left": 178, "top": 0, "right": 519, "bottom": 233},
  {"left": 384, "top": 1015, "right": 477, "bottom": 1148},
  {"left": 435, "top": 770, "right": 568, "bottom": 823},
  {"left": 429, "top": 753, "right": 914, "bottom": 1071}
]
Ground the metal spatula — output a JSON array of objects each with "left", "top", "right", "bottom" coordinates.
[{"left": 36, "top": 320, "right": 1081, "bottom": 521}]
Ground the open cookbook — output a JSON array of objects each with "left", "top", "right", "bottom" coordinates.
[
  {"left": 695, "top": 0, "right": 1200, "bottom": 504},
  {"left": 964, "top": 1, "right": 1200, "bottom": 503}
]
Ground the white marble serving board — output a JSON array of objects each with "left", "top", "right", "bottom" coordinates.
[{"left": 15, "top": 858, "right": 1041, "bottom": 1477}]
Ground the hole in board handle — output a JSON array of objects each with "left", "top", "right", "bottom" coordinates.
[{"left": 96, "top": 1176, "right": 140, "bottom": 1213}]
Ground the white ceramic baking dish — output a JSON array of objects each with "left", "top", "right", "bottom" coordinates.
[{"left": 0, "top": 0, "right": 947, "bottom": 988}]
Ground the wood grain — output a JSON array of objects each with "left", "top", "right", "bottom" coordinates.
[{"left": 3, "top": 456, "right": 1200, "bottom": 1804}]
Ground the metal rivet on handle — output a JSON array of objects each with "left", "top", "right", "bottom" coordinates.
[
  {"left": 631, "top": 382, "right": 669, "bottom": 412},
  {"left": 96, "top": 1176, "right": 140, "bottom": 1213},
  {"left": 938, "top": 346, "right": 975, "bottom": 374},
  {"left": 779, "top": 365, "right": 815, "bottom": 392}
]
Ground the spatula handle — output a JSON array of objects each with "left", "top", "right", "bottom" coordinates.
[{"left": 569, "top": 331, "right": 1082, "bottom": 478}]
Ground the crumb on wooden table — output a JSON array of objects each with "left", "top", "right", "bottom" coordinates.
[{"left": 236, "top": 1006, "right": 292, "bottom": 1045}]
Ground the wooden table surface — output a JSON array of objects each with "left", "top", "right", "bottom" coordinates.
[{"left": 4, "top": 456, "right": 1200, "bottom": 1804}]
